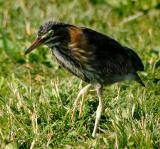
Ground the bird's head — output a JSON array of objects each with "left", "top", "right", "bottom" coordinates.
[{"left": 25, "top": 21, "right": 70, "bottom": 54}]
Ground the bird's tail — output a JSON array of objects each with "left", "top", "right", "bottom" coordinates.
[
  {"left": 124, "top": 47, "right": 144, "bottom": 71},
  {"left": 134, "top": 73, "right": 145, "bottom": 87}
]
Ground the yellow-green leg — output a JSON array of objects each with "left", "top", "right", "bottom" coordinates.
[
  {"left": 92, "top": 84, "right": 103, "bottom": 138},
  {"left": 71, "top": 84, "right": 91, "bottom": 121}
]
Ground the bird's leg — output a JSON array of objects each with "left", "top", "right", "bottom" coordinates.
[
  {"left": 71, "top": 84, "right": 91, "bottom": 121},
  {"left": 92, "top": 84, "right": 103, "bottom": 138},
  {"left": 78, "top": 84, "right": 90, "bottom": 118}
]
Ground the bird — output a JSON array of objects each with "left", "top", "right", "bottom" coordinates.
[{"left": 25, "top": 21, "right": 145, "bottom": 137}]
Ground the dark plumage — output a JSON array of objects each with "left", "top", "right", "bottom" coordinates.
[{"left": 25, "top": 21, "right": 145, "bottom": 137}]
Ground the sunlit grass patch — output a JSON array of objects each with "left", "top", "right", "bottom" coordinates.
[{"left": 0, "top": 0, "right": 160, "bottom": 148}]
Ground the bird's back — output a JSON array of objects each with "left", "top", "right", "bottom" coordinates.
[{"left": 81, "top": 27, "right": 143, "bottom": 74}]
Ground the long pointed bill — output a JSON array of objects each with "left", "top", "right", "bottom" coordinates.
[{"left": 25, "top": 37, "right": 44, "bottom": 55}]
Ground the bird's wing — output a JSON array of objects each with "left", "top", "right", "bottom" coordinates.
[{"left": 81, "top": 27, "right": 134, "bottom": 75}]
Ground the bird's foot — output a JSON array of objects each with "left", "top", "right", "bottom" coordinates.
[{"left": 71, "top": 84, "right": 91, "bottom": 122}]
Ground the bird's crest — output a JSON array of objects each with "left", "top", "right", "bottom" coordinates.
[{"left": 37, "top": 21, "right": 65, "bottom": 36}]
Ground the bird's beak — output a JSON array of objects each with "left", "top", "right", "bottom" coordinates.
[{"left": 25, "top": 37, "right": 44, "bottom": 55}]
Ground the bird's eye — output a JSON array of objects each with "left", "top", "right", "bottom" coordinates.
[
  {"left": 48, "top": 30, "right": 54, "bottom": 36},
  {"left": 42, "top": 30, "right": 54, "bottom": 39}
]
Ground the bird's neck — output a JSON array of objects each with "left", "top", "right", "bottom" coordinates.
[{"left": 46, "top": 42, "right": 61, "bottom": 49}]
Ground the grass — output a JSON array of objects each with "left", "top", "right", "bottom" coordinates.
[{"left": 0, "top": 0, "right": 160, "bottom": 148}]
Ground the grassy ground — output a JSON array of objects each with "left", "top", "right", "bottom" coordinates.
[{"left": 0, "top": 0, "right": 160, "bottom": 148}]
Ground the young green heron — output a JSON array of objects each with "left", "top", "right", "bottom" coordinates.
[{"left": 25, "top": 21, "right": 144, "bottom": 137}]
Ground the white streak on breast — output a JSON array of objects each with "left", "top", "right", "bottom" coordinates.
[{"left": 52, "top": 48, "right": 85, "bottom": 79}]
